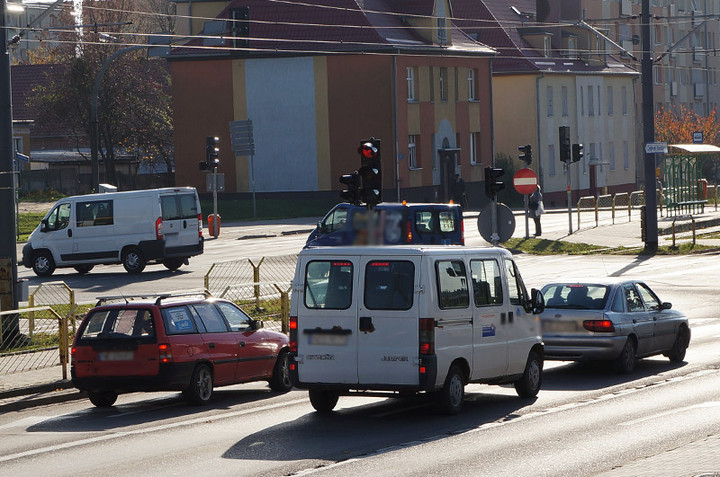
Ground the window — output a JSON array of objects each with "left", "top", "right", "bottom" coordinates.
[
  {"left": 470, "top": 259, "right": 503, "bottom": 306},
  {"left": 588, "top": 85, "right": 594, "bottom": 115},
  {"left": 429, "top": 67, "right": 435, "bottom": 102},
  {"left": 543, "top": 36, "right": 551, "bottom": 57},
  {"left": 607, "top": 86, "right": 614, "bottom": 115},
  {"left": 191, "top": 303, "right": 229, "bottom": 333},
  {"left": 469, "top": 132, "right": 478, "bottom": 165},
  {"left": 503, "top": 259, "right": 528, "bottom": 306},
  {"left": 548, "top": 144, "right": 556, "bottom": 176},
  {"left": 321, "top": 206, "right": 348, "bottom": 233},
  {"left": 454, "top": 67, "right": 459, "bottom": 102},
  {"left": 623, "top": 141, "right": 630, "bottom": 170},
  {"left": 436, "top": 260, "right": 469, "bottom": 309},
  {"left": 162, "top": 307, "right": 198, "bottom": 335},
  {"left": 406, "top": 67, "right": 417, "bottom": 101},
  {"left": 622, "top": 86, "right": 628, "bottom": 115},
  {"left": 161, "top": 193, "right": 198, "bottom": 220},
  {"left": 438, "top": 211, "right": 457, "bottom": 232},
  {"left": 468, "top": 68, "right": 477, "bottom": 100},
  {"left": 305, "top": 260, "right": 353, "bottom": 309},
  {"left": 609, "top": 141, "right": 616, "bottom": 171},
  {"left": 440, "top": 67, "right": 448, "bottom": 101},
  {"left": 547, "top": 86, "right": 554, "bottom": 116},
  {"left": 597, "top": 85, "right": 602, "bottom": 116},
  {"left": 623, "top": 284, "right": 644, "bottom": 312},
  {"left": 80, "top": 308, "right": 155, "bottom": 339},
  {"left": 216, "top": 302, "right": 253, "bottom": 331},
  {"left": 76, "top": 200, "right": 113, "bottom": 227},
  {"left": 45, "top": 203, "right": 71, "bottom": 231},
  {"left": 580, "top": 87, "right": 584, "bottom": 116},
  {"left": 567, "top": 36, "right": 577, "bottom": 57},
  {"left": 637, "top": 282, "right": 662, "bottom": 311},
  {"left": 437, "top": 17, "right": 447, "bottom": 44},
  {"left": 408, "top": 135, "right": 418, "bottom": 168},
  {"left": 561, "top": 86, "right": 568, "bottom": 116},
  {"left": 365, "top": 261, "right": 415, "bottom": 310}
]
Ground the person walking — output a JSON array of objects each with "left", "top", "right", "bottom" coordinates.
[
  {"left": 529, "top": 185, "right": 544, "bottom": 236},
  {"left": 451, "top": 174, "right": 468, "bottom": 209}
]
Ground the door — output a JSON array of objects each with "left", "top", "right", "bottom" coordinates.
[
  {"left": 357, "top": 256, "right": 421, "bottom": 385},
  {"left": 71, "top": 198, "right": 116, "bottom": 263},
  {"left": 636, "top": 282, "right": 675, "bottom": 352},
  {"left": 190, "top": 302, "right": 239, "bottom": 385},
  {"left": 502, "top": 257, "right": 538, "bottom": 375},
  {"left": 215, "top": 301, "right": 271, "bottom": 380},
  {"left": 160, "top": 192, "right": 200, "bottom": 253},
  {"left": 297, "top": 257, "right": 359, "bottom": 384},
  {"left": 39, "top": 202, "right": 74, "bottom": 265},
  {"left": 469, "top": 258, "right": 508, "bottom": 378},
  {"left": 622, "top": 283, "right": 655, "bottom": 355}
]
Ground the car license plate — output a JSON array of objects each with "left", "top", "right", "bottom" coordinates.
[
  {"left": 542, "top": 321, "right": 577, "bottom": 333},
  {"left": 309, "top": 334, "right": 348, "bottom": 346},
  {"left": 98, "top": 351, "right": 134, "bottom": 361}
]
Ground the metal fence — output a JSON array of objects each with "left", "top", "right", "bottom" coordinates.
[
  {"left": 577, "top": 191, "right": 645, "bottom": 230},
  {"left": 203, "top": 255, "right": 297, "bottom": 295}
]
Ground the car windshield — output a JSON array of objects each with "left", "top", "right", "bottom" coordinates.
[{"left": 541, "top": 284, "right": 610, "bottom": 310}]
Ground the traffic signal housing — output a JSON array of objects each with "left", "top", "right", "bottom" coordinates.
[
  {"left": 206, "top": 136, "right": 220, "bottom": 168},
  {"left": 358, "top": 138, "right": 382, "bottom": 208},
  {"left": 519, "top": 144, "right": 532, "bottom": 165},
  {"left": 339, "top": 172, "right": 360, "bottom": 205},
  {"left": 572, "top": 143, "right": 584, "bottom": 163},
  {"left": 484, "top": 166, "right": 505, "bottom": 199},
  {"left": 559, "top": 126, "right": 571, "bottom": 163}
]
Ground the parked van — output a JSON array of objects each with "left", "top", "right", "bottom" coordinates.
[
  {"left": 289, "top": 245, "right": 546, "bottom": 414},
  {"left": 304, "top": 202, "right": 464, "bottom": 247},
  {"left": 22, "top": 187, "right": 204, "bottom": 276}
]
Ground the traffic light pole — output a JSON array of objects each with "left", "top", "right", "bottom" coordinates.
[
  {"left": 641, "top": 0, "right": 658, "bottom": 251},
  {"left": 566, "top": 163, "right": 573, "bottom": 235}
]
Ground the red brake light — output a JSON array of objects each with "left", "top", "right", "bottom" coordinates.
[
  {"left": 158, "top": 343, "right": 173, "bottom": 362},
  {"left": 155, "top": 217, "right": 164, "bottom": 240},
  {"left": 289, "top": 316, "right": 298, "bottom": 353},
  {"left": 198, "top": 214, "right": 203, "bottom": 237},
  {"left": 419, "top": 318, "right": 435, "bottom": 355},
  {"left": 583, "top": 320, "right": 615, "bottom": 332},
  {"left": 460, "top": 214, "right": 465, "bottom": 245}
]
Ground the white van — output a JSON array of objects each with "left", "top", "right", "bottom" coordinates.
[
  {"left": 289, "top": 245, "right": 546, "bottom": 414},
  {"left": 22, "top": 187, "right": 204, "bottom": 276}
]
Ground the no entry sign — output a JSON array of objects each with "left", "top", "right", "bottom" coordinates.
[{"left": 513, "top": 168, "right": 538, "bottom": 195}]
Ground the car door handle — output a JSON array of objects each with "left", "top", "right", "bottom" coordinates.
[
  {"left": 359, "top": 316, "right": 375, "bottom": 333},
  {"left": 67, "top": 229, "right": 72, "bottom": 238},
  {"left": 183, "top": 220, "right": 187, "bottom": 229},
  {"left": 208, "top": 342, "right": 215, "bottom": 349},
  {"left": 239, "top": 341, "right": 245, "bottom": 347},
  {"left": 508, "top": 311, "right": 514, "bottom": 323}
]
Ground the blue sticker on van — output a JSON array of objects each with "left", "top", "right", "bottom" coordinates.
[{"left": 482, "top": 324, "right": 496, "bottom": 337}]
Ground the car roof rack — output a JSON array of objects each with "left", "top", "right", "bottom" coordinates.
[{"left": 95, "top": 289, "right": 213, "bottom": 307}]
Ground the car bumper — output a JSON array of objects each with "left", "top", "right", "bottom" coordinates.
[
  {"left": 71, "top": 362, "right": 195, "bottom": 393},
  {"left": 543, "top": 335, "right": 627, "bottom": 361}
]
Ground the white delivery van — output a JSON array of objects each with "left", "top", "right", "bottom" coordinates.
[
  {"left": 22, "top": 187, "right": 204, "bottom": 276},
  {"left": 289, "top": 245, "right": 546, "bottom": 414}
]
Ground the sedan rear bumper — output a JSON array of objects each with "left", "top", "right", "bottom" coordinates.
[{"left": 543, "top": 335, "right": 627, "bottom": 361}]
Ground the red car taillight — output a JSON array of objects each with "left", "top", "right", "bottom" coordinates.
[
  {"left": 155, "top": 217, "right": 164, "bottom": 240},
  {"left": 289, "top": 316, "right": 298, "bottom": 353},
  {"left": 158, "top": 343, "right": 173, "bottom": 363},
  {"left": 419, "top": 318, "right": 435, "bottom": 355},
  {"left": 583, "top": 320, "right": 615, "bottom": 332}
]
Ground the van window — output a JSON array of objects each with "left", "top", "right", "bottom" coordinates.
[
  {"left": 364, "top": 261, "right": 414, "bottom": 310},
  {"left": 46, "top": 203, "right": 71, "bottom": 231},
  {"left": 470, "top": 259, "right": 503, "bottom": 306},
  {"left": 162, "top": 306, "right": 199, "bottom": 335},
  {"left": 76, "top": 200, "right": 114, "bottom": 227},
  {"left": 438, "top": 211, "right": 457, "bottom": 232},
  {"left": 503, "top": 259, "right": 528, "bottom": 306},
  {"left": 305, "top": 261, "right": 353, "bottom": 310},
  {"left": 415, "top": 211, "right": 434, "bottom": 233},
  {"left": 191, "top": 303, "right": 229, "bottom": 332},
  {"left": 79, "top": 308, "right": 155, "bottom": 340},
  {"left": 161, "top": 194, "right": 198, "bottom": 220},
  {"left": 216, "top": 302, "right": 253, "bottom": 331},
  {"left": 322, "top": 206, "right": 348, "bottom": 233},
  {"left": 436, "top": 260, "right": 469, "bottom": 309}
]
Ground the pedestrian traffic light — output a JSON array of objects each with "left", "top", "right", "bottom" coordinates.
[
  {"left": 572, "top": 143, "right": 584, "bottom": 163},
  {"left": 339, "top": 171, "right": 360, "bottom": 205},
  {"left": 519, "top": 144, "right": 532, "bottom": 165},
  {"left": 358, "top": 137, "right": 382, "bottom": 208},
  {"left": 484, "top": 166, "right": 505, "bottom": 199},
  {"left": 206, "top": 136, "right": 220, "bottom": 168},
  {"left": 559, "top": 126, "right": 571, "bottom": 163}
]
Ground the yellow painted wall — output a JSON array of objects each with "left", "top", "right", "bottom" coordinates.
[{"left": 493, "top": 75, "right": 538, "bottom": 163}]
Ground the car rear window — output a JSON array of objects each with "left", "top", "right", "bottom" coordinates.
[
  {"left": 79, "top": 308, "right": 155, "bottom": 340},
  {"left": 305, "top": 260, "right": 353, "bottom": 309},
  {"left": 364, "top": 260, "right": 414, "bottom": 310},
  {"left": 542, "top": 284, "right": 610, "bottom": 310}
]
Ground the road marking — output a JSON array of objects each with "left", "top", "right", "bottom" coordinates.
[
  {"left": 0, "top": 416, "right": 48, "bottom": 431},
  {"left": 620, "top": 401, "right": 720, "bottom": 426}
]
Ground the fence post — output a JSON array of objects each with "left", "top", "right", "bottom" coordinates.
[
  {"left": 274, "top": 283, "right": 291, "bottom": 333},
  {"left": 203, "top": 263, "right": 216, "bottom": 294},
  {"left": 28, "top": 285, "right": 36, "bottom": 338},
  {"left": 611, "top": 195, "right": 616, "bottom": 224},
  {"left": 249, "top": 258, "right": 265, "bottom": 309},
  {"left": 576, "top": 199, "right": 581, "bottom": 229},
  {"left": 594, "top": 197, "right": 599, "bottom": 227}
]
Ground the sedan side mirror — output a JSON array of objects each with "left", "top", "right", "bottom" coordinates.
[
  {"left": 662, "top": 302, "right": 672, "bottom": 310},
  {"left": 252, "top": 319, "right": 264, "bottom": 330}
]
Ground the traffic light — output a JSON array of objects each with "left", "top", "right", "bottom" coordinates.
[
  {"left": 206, "top": 136, "right": 220, "bottom": 169},
  {"left": 572, "top": 143, "right": 584, "bottom": 163},
  {"left": 339, "top": 172, "right": 360, "bottom": 205},
  {"left": 484, "top": 166, "right": 505, "bottom": 199},
  {"left": 358, "top": 138, "right": 382, "bottom": 208},
  {"left": 559, "top": 126, "right": 570, "bottom": 163},
  {"left": 519, "top": 144, "right": 532, "bottom": 165}
]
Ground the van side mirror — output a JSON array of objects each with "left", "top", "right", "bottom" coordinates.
[
  {"left": 40, "top": 219, "right": 49, "bottom": 232},
  {"left": 527, "top": 288, "right": 545, "bottom": 314}
]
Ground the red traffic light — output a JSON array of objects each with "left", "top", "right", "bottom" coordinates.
[{"left": 359, "top": 142, "right": 377, "bottom": 159}]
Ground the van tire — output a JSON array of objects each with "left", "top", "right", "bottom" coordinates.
[
  {"left": 514, "top": 351, "right": 542, "bottom": 398},
  {"left": 309, "top": 389, "right": 339, "bottom": 413},
  {"left": 88, "top": 390, "right": 118, "bottom": 407},
  {"left": 122, "top": 247, "right": 146, "bottom": 274},
  {"left": 32, "top": 251, "right": 55, "bottom": 277},
  {"left": 435, "top": 365, "right": 465, "bottom": 415},
  {"left": 184, "top": 364, "right": 213, "bottom": 405},
  {"left": 74, "top": 265, "right": 94, "bottom": 275},
  {"left": 268, "top": 350, "right": 293, "bottom": 392},
  {"left": 163, "top": 258, "right": 184, "bottom": 271}
]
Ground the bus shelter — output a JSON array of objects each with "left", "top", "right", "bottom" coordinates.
[{"left": 661, "top": 144, "right": 720, "bottom": 216}]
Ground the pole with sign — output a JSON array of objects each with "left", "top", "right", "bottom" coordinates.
[{"left": 513, "top": 168, "right": 538, "bottom": 239}]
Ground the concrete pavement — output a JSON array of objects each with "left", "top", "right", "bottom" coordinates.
[{"left": 3, "top": 205, "right": 720, "bottom": 476}]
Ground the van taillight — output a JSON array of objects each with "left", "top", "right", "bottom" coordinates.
[
  {"left": 460, "top": 215, "right": 465, "bottom": 245},
  {"left": 419, "top": 318, "right": 435, "bottom": 355},
  {"left": 198, "top": 214, "right": 203, "bottom": 237},
  {"left": 155, "top": 217, "right": 164, "bottom": 240},
  {"left": 158, "top": 343, "right": 173, "bottom": 362},
  {"left": 583, "top": 320, "right": 615, "bottom": 332},
  {"left": 289, "top": 316, "right": 298, "bottom": 353},
  {"left": 406, "top": 220, "right": 412, "bottom": 243}
]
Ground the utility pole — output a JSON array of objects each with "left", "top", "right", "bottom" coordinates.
[
  {"left": 641, "top": 0, "right": 659, "bottom": 251},
  {"left": 1, "top": 0, "right": 20, "bottom": 312}
]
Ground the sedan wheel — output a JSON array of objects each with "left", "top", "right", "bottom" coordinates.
[
  {"left": 184, "top": 364, "right": 213, "bottom": 405},
  {"left": 666, "top": 327, "right": 689, "bottom": 363},
  {"left": 268, "top": 350, "right": 293, "bottom": 392},
  {"left": 614, "top": 339, "right": 636, "bottom": 374}
]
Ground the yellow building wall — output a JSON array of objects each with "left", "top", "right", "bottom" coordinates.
[{"left": 493, "top": 75, "right": 538, "bottom": 165}]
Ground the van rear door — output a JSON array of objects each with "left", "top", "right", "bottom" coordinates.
[
  {"left": 160, "top": 191, "right": 200, "bottom": 253},
  {"left": 298, "top": 257, "right": 359, "bottom": 384},
  {"left": 357, "top": 256, "right": 420, "bottom": 385}
]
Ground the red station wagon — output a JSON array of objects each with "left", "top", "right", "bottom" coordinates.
[{"left": 71, "top": 292, "right": 292, "bottom": 407}]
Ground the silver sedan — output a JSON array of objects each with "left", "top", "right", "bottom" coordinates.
[{"left": 539, "top": 279, "right": 690, "bottom": 373}]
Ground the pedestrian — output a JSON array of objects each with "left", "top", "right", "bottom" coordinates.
[
  {"left": 451, "top": 174, "right": 468, "bottom": 209},
  {"left": 529, "top": 185, "right": 544, "bottom": 237}
]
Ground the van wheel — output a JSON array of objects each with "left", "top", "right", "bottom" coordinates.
[
  {"left": 183, "top": 364, "right": 213, "bottom": 405},
  {"left": 309, "top": 389, "right": 339, "bottom": 413},
  {"left": 74, "top": 265, "right": 94, "bottom": 275},
  {"left": 268, "top": 350, "right": 293, "bottom": 392},
  {"left": 88, "top": 390, "right": 118, "bottom": 407},
  {"left": 614, "top": 339, "right": 636, "bottom": 374},
  {"left": 434, "top": 365, "right": 465, "bottom": 415},
  {"left": 32, "top": 251, "right": 55, "bottom": 277},
  {"left": 514, "top": 351, "right": 543, "bottom": 398},
  {"left": 122, "top": 247, "right": 146, "bottom": 274},
  {"left": 163, "top": 258, "right": 184, "bottom": 271}
]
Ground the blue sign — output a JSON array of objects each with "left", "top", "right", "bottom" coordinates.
[
  {"left": 482, "top": 324, "right": 496, "bottom": 337},
  {"left": 693, "top": 131, "right": 703, "bottom": 144}
]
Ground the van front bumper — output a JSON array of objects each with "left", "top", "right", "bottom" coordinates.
[{"left": 21, "top": 243, "right": 34, "bottom": 268}]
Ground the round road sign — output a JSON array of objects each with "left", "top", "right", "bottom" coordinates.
[{"left": 513, "top": 168, "right": 538, "bottom": 195}]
